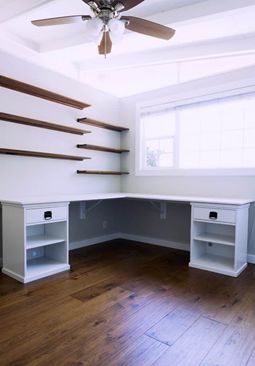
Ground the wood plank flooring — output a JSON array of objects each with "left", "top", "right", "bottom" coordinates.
[{"left": 1, "top": 239, "right": 255, "bottom": 366}]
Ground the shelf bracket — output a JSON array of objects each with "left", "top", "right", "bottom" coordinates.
[
  {"left": 149, "top": 201, "right": 167, "bottom": 220},
  {"left": 160, "top": 201, "right": 167, "bottom": 220},
  {"left": 80, "top": 200, "right": 103, "bottom": 220},
  {"left": 80, "top": 201, "right": 86, "bottom": 220}
]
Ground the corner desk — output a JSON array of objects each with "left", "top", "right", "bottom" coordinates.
[{"left": 1, "top": 193, "right": 253, "bottom": 283}]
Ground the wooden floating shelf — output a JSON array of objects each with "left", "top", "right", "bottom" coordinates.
[
  {"left": 0, "top": 148, "right": 91, "bottom": 161},
  {"left": 77, "top": 170, "right": 129, "bottom": 175},
  {"left": 77, "top": 144, "right": 129, "bottom": 154},
  {"left": 0, "top": 113, "right": 91, "bottom": 135},
  {"left": 0, "top": 75, "right": 90, "bottom": 110},
  {"left": 77, "top": 117, "right": 129, "bottom": 132}
]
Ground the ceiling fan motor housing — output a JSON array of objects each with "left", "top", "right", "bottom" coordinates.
[{"left": 88, "top": 0, "right": 125, "bottom": 23}]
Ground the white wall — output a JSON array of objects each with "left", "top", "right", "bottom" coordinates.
[
  {"left": 0, "top": 50, "right": 121, "bottom": 197},
  {"left": 120, "top": 65, "right": 255, "bottom": 199}
]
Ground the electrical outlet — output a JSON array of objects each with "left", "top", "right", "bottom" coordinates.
[{"left": 102, "top": 220, "right": 108, "bottom": 229}]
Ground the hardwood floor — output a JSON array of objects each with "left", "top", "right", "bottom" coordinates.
[{"left": 1, "top": 239, "right": 255, "bottom": 366}]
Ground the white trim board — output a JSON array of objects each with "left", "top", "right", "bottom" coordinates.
[
  {"left": 69, "top": 233, "right": 121, "bottom": 251},
  {"left": 70, "top": 234, "right": 255, "bottom": 265},
  {"left": 119, "top": 233, "right": 190, "bottom": 252},
  {"left": 70, "top": 233, "right": 190, "bottom": 253},
  {"left": 247, "top": 254, "right": 255, "bottom": 264}
]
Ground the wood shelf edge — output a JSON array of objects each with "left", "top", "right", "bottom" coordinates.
[
  {"left": 0, "top": 148, "right": 91, "bottom": 161},
  {"left": 77, "top": 170, "right": 129, "bottom": 175},
  {"left": 0, "top": 113, "right": 91, "bottom": 135},
  {"left": 77, "top": 117, "right": 129, "bottom": 132},
  {"left": 0, "top": 75, "right": 91, "bottom": 110},
  {"left": 77, "top": 144, "right": 129, "bottom": 154}
]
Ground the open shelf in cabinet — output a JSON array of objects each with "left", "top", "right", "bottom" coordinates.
[
  {"left": 194, "top": 233, "right": 235, "bottom": 246},
  {"left": 26, "top": 222, "right": 66, "bottom": 249},
  {"left": 26, "top": 258, "right": 69, "bottom": 280},
  {"left": 190, "top": 240, "right": 235, "bottom": 276},
  {"left": 26, "top": 241, "right": 69, "bottom": 282},
  {"left": 192, "top": 221, "right": 235, "bottom": 247},
  {"left": 27, "top": 235, "right": 65, "bottom": 249},
  {"left": 190, "top": 254, "right": 235, "bottom": 274}
]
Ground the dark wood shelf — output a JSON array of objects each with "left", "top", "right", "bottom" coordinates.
[
  {"left": 77, "top": 144, "right": 129, "bottom": 154},
  {"left": 77, "top": 170, "right": 129, "bottom": 175},
  {"left": 0, "top": 148, "right": 91, "bottom": 161},
  {"left": 0, "top": 75, "right": 90, "bottom": 110},
  {"left": 0, "top": 113, "right": 91, "bottom": 135},
  {"left": 77, "top": 117, "right": 129, "bottom": 132}
]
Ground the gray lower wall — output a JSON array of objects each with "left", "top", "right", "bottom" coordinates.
[
  {"left": 69, "top": 199, "right": 122, "bottom": 246},
  {"left": 68, "top": 198, "right": 255, "bottom": 257},
  {"left": 119, "top": 199, "right": 191, "bottom": 247}
]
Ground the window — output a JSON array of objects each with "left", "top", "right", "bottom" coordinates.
[
  {"left": 138, "top": 92, "right": 255, "bottom": 175},
  {"left": 141, "top": 111, "right": 176, "bottom": 169}
]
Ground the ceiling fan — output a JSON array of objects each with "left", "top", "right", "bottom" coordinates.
[{"left": 31, "top": 0, "right": 176, "bottom": 57}]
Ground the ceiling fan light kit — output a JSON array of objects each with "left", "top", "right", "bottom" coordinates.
[{"left": 31, "top": 0, "right": 176, "bottom": 57}]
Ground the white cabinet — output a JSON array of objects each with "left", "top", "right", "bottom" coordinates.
[
  {"left": 189, "top": 203, "right": 250, "bottom": 277},
  {"left": 2, "top": 202, "right": 70, "bottom": 283}
]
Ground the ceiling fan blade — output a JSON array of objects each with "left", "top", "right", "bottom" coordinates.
[
  {"left": 98, "top": 31, "right": 112, "bottom": 56},
  {"left": 31, "top": 15, "right": 91, "bottom": 27},
  {"left": 121, "top": 16, "right": 175, "bottom": 40},
  {"left": 82, "top": 0, "right": 99, "bottom": 4},
  {"left": 113, "top": 0, "right": 144, "bottom": 12}
]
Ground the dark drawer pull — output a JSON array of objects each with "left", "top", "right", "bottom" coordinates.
[
  {"left": 44, "top": 211, "right": 52, "bottom": 220},
  {"left": 209, "top": 211, "right": 218, "bottom": 220}
]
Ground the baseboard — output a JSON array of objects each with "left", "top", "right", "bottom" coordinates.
[
  {"left": 119, "top": 233, "right": 190, "bottom": 252},
  {"left": 247, "top": 254, "right": 255, "bottom": 264},
  {"left": 69, "top": 233, "right": 121, "bottom": 250},
  {"left": 70, "top": 234, "right": 255, "bottom": 265},
  {"left": 70, "top": 232, "right": 190, "bottom": 252}
]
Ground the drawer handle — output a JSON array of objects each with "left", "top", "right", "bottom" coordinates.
[
  {"left": 209, "top": 211, "right": 218, "bottom": 220},
  {"left": 44, "top": 211, "right": 52, "bottom": 220}
]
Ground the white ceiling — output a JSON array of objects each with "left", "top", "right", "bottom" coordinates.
[{"left": 0, "top": 0, "right": 255, "bottom": 97}]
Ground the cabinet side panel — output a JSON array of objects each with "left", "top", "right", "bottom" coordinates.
[
  {"left": 235, "top": 207, "right": 249, "bottom": 270},
  {"left": 2, "top": 205, "right": 25, "bottom": 277}
]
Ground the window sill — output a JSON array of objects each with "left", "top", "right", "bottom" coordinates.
[{"left": 136, "top": 168, "right": 255, "bottom": 177}]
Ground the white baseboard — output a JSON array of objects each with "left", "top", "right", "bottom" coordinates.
[
  {"left": 69, "top": 233, "right": 121, "bottom": 250},
  {"left": 69, "top": 233, "right": 255, "bottom": 265},
  {"left": 247, "top": 254, "right": 255, "bottom": 264},
  {"left": 119, "top": 233, "right": 190, "bottom": 252},
  {"left": 70, "top": 232, "right": 190, "bottom": 253}
]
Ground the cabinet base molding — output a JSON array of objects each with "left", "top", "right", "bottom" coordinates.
[
  {"left": 2, "top": 265, "right": 70, "bottom": 283},
  {"left": 189, "top": 261, "right": 247, "bottom": 278}
]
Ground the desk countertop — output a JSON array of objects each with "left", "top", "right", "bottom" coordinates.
[{"left": 0, "top": 192, "right": 253, "bottom": 206}]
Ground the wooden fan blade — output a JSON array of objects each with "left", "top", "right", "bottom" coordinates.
[
  {"left": 113, "top": 0, "right": 144, "bottom": 11},
  {"left": 82, "top": 0, "right": 99, "bottom": 4},
  {"left": 31, "top": 15, "right": 91, "bottom": 27},
  {"left": 98, "top": 31, "right": 112, "bottom": 55},
  {"left": 121, "top": 16, "right": 175, "bottom": 40}
]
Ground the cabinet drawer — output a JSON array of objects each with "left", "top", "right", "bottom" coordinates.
[
  {"left": 26, "top": 206, "right": 67, "bottom": 224},
  {"left": 193, "top": 207, "right": 236, "bottom": 224}
]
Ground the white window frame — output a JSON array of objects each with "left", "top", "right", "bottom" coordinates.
[{"left": 135, "top": 85, "right": 255, "bottom": 177}]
